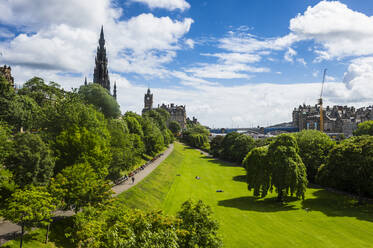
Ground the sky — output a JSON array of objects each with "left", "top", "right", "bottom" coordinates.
[{"left": 1, "top": 0, "right": 373, "bottom": 128}]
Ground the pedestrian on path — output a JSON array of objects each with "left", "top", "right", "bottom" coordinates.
[{"left": 132, "top": 176, "right": 135, "bottom": 184}]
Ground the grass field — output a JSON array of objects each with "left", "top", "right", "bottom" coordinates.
[{"left": 119, "top": 142, "right": 373, "bottom": 248}]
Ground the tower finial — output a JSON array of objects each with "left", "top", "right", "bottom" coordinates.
[
  {"left": 84, "top": 76, "right": 87, "bottom": 86},
  {"left": 99, "top": 25, "right": 105, "bottom": 47},
  {"left": 113, "top": 81, "right": 117, "bottom": 100}
]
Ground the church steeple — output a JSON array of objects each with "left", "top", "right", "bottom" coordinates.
[
  {"left": 113, "top": 81, "right": 117, "bottom": 99},
  {"left": 93, "top": 26, "right": 111, "bottom": 92}
]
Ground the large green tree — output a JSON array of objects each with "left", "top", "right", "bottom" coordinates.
[
  {"left": 243, "top": 146, "right": 271, "bottom": 198},
  {"left": 317, "top": 135, "right": 373, "bottom": 200},
  {"left": 210, "top": 135, "right": 224, "bottom": 157},
  {"left": 79, "top": 83, "right": 120, "bottom": 118},
  {"left": 169, "top": 121, "right": 181, "bottom": 135},
  {"left": 6, "top": 132, "right": 55, "bottom": 187},
  {"left": 177, "top": 200, "right": 222, "bottom": 248},
  {"left": 142, "top": 117, "right": 165, "bottom": 156},
  {"left": 219, "top": 132, "right": 241, "bottom": 161},
  {"left": 231, "top": 134, "right": 255, "bottom": 163},
  {"left": 44, "top": 97, "right": 111, "bottom": 176},
  {"left": 267, "top": 134, "right": 308, "bottom": 201},
  {"left": 17, "top": 77, "right": 65, "bottom": 107},
  {"left": 294, "top": 130, "right": 335, "bottom": 182},
  {"left": 354, "top": 120, "right": 373, "bottom": 136},
  {"left": 3, "top": 188, "right": 56, "bottom": 248},
  {"left": 50, "top": 163, "right": 112, "bottom": 213}
]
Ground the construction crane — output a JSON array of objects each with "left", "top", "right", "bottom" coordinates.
[{"left": 318, "top": 69, "right": 327, "bottom": 132}]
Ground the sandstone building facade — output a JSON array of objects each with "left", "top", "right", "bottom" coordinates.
[
  {"left": 0, "top": 65, "right": 14, "bottom": 87},
  {"left": 142, "top": 88, "right": 187, "bottom": 129},
  {"left": 292, "top": 104, "right": 373, "bottom": 137}
]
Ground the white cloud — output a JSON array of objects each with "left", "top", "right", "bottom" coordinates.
[
  {"left": 289, "top": 1, "right": 373, "bottom": 60},
  {"left": 0, "top": 0, "right": 119, "bottom": 31},
  {"left": 217, "top": 1, "right": 373, "bottom": 62},
  {"left": 185, "top": 39, "right": 194, "bottom": 48},
  {"left": 186, "top": 63, "right": 269, "bottom": 79},
  {"left": 296, "top": 58, "right": 307, "bottom": 66},
  {"left": 0, "top": 2, "right": 193, "bottom": 78},
  {"left": 129, "top": 0, "right": 190, "bottom": 11},
  {"left": 284, "top": 47, "right": 297, "bottom": 62}
]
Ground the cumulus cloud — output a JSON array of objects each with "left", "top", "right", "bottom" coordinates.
[
  {"left": 129, "top": 0, "right": 190, "bottom": 11},
  {"left": 289, "top": 1, "right": 373, "bottom": 60},
  {"left": 0, "top": 1, "right": 193, "bottom": 78},
  {"left": 284, "top": 47, "right": 297, "bottom": 62}
]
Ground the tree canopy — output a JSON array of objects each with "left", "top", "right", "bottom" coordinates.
[
  {"left": 354, "top": 120, "right": 373, "bottom": 136},
  {"left": 79, "top": 83, "right": 121, "bottom": 118}
]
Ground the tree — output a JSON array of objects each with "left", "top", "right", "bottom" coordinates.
[
  {"left": 182, "top": 124, "right": 210, "bottom": 150},
  {"left": 267, "top": 134, "right": 308, "bottom": 201},
  {"left": 50, "top": 163, "right": 112, "bottom": 213},
  {"left": 79, "top": 83, "right": 121, "bottom": 118},
  {"left": 142, "top": 117, "right": 165, "bottom": 156},
  {"left": 0, "top": 168, "right": 16, "bottom": 209},
  {"left": 3, "top": 188, "right": 56, "bottom": 248},
  {"left": 317, "top": 135, "right": 373, "bottom": 200},
  {"left": 6, "top": 132, "right": 55, "bottom": 187},
  {"left": 169, "top": 121, "right": 181, "bottom": 135},
  {"left": 354, "top": 120, "right": 373, "bottom": 136},
  {"left": 72, "top": 205, "right": 179, "bottom": 248},
  {"left": 177, "top": 200, "right": 222, "bottom": 248},
  {"left": 17, "top": 77, "right": 65, "bottom": 107},
  {"left": 243, "top": 146, "right": 271, "bottom": 198},
  {"left": 210, "top": 135, "right": 224, "bottom": 157},
  {"left": 231, "top": 134, "right": 255, "bottom": 163},
  {"left": 124, "top": 115, "right": 144, "bottom": 137},
  {"left": 220, "top": 132, "right": 241, "bottom": 161},
  {"left": 44, "top": 97, "right": 111, "bottom": 176},
  {"left": 294, "top": 130, "right": 335, "bottom": 182}
]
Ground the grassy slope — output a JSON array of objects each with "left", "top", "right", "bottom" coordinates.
[{"left": 119, "top": 142, "right": 373, "bottom": 248}]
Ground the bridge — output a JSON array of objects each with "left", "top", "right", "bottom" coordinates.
[{"left": 209, "top": 126, "right": 299, "bottom": 135}]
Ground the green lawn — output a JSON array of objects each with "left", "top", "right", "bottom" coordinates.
[{"left": 119, "top": 142, "right": 373, "bottom": 248}]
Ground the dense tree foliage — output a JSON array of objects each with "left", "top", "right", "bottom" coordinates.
[
  {"left": 6, "top": 132, "right": 55, "bottom": 187},
  {"left": 3, "top": 187, "right": 56, "bottom": 248},
  {"left": 79, "top": 83, "right": 120, "bottom": 118},
  {"left": 354, "top": 120, "right": 373, "bottom": 136},
  {"left": 210, "top": 135, "right": 224, "bottom": 157},
  {"left": 211, "top": 132, "right": 255, "bottom": 163},
  {"left": 177, "top": 200, "right": 222, "bottom": 248},
  {"left": 317, "top": 135, "right": 373, "bottom": 199},
  {"left": 243, "top": 146, "right": 271, "bottom": 198},
  {"left": 50, "top": 163, "right": 112, "bottom": 213},
  {"left": 267, "top": 134, "right": 308, "bottom": 201},
  {"left": 70, "top": 200, "right": 222, "bottom": 248},
  {"left": 169, "top": 121, "right": 181, "bottom": 135},
  {"left": 294, "top": 130, "right": 335, "bottom": 182},
  {"left": 182, "top": 124, "right": 210, "bottom": 150}
]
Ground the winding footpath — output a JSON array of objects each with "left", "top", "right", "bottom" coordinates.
[{"left": 0, "top": 143, "right": 174, "bottom": 245}]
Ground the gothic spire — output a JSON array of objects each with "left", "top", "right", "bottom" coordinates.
[
  {"left": 93, "top": 25, "right": 111, "bottom": 92},
  {"left": 84, "top": 76, "right": 87, "bottom": 86},
  {"left": 113, "top": 81, "right": 117, "bottom": 99}
]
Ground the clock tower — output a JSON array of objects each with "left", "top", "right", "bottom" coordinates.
[{"left": 142, "top": 88, "right": 153, "bottom": 114}]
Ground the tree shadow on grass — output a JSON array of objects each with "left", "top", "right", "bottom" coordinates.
[
  {"left": 232, "top": 175, "right": 246, "bottom": 182},
  {"left": 200, "top": 156, "right": 242, "bottom": 168},
  {"left": 218, "top": 196, "right": 298, "bottom": 212},
  {"left": 301, "top": 188, "right": 373, "bottom": 223}
]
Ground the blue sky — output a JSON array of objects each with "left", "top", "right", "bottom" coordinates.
[{"left": 1, "top": 0, "right": 373, "bottom": 127}]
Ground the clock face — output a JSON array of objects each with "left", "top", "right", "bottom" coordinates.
[{"left": 146, "top": 97, "right": 149, "bottom": 100}]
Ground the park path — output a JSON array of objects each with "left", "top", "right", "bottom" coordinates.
[
  {"left": 0, "top": 143, "right": 174, "bottom": 245},
  {"left": 112, "top": 143, "right": 174, "bottom": 196}
]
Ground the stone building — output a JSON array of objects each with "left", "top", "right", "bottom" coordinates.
[
  {"left": 142, "top": 88, "right": 187, "bottom": 129},
  {"left": 292, "top": 104, "right": 373, "bottom": 137},
  {"left": 92, "top": 26, "right": 117, "bottom": 99},
  {"left": 0, "top": 65, "right": 14, "bottom": 87}
]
